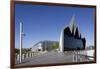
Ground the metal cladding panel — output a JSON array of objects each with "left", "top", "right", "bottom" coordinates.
[{"left": 64, "top": 35, "right": 83, "bottom": 51}]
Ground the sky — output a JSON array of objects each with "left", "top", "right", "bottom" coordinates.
[{"left": 15, "top": 3, "right": 95, "bottom": 48}]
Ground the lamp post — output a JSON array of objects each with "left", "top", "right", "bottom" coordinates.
[{"left": 19, "top": 22, "right": 25, "bottom": 63}]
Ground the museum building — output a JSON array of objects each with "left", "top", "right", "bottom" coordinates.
[{"left": 59, "top": 15, "right": 86, "bottom": 52}]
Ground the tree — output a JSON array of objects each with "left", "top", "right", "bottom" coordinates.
[
  {"left": 52, "top": 43, "right": 59, "bottom": 50},
  {"left": 15, "top": 48, "right": 20, "bottom": 54},
  {"left": 15, "top": 48, "right": 31, "bottom": 54}
]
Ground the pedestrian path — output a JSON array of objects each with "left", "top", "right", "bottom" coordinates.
[{"left": 15, "top": 50, "right": 94, "bottom": 66}]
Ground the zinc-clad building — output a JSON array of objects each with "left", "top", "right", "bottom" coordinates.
[{"left": 60, "top": 15, "right": 86, "bottom": 52}]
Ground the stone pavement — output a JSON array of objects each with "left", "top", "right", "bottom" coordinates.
[{"left": 15, "top": 51, "right": 94, "bottom": 66}]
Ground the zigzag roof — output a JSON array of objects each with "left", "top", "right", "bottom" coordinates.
[{"left": 64, "top": 15, "right": 81, "bottom": 38}]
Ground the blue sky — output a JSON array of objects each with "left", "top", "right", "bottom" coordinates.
[{"left": 15, "top": 4, "right": 95, "bottom": 48}]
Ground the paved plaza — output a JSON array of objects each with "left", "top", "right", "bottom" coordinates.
[{"left": 15, "top": 50, "right": 94, "bottom": 66}]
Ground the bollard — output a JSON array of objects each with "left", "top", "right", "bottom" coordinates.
[
  {"left": 26, "top": 53, "right": 29, "bottom": 58},
  {"left": 22, "top": 54, "right": 25, "bottom": 60},
  {"left": 32, "top": 52, "right": 34, "bottom": 57},
  {"left": 29, "top": 52, "right": 32, "bottom": 58},
  {"left": 31, "top": 52, "right": 33, "bottom": 57},
  {"left": 15, "top": 54, "right": 17, "bottom": 61},
  {"left": 73, "top": 55, "right": 75, "bottom": 62},
  {"left": 76, "top": 55, "right": 77, "bottom": 62},
  {"left": 17, "top": 54, "right": 20, "bottom": 61}
]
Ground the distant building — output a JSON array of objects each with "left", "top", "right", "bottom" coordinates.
[
  {"left": 60, "top": 15, "right": 86, "bottom": 52},
  {"left": 31, "top": 40, "right": 59, "bottom": 52}
]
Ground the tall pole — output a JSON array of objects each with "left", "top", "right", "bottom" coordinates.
[{"left": 20, "top": 22, "right": 23, "bottom": 63}]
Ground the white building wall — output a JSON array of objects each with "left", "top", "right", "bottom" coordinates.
[{"left": 31, "top": 43, "right": 42, "bottom": 52}]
